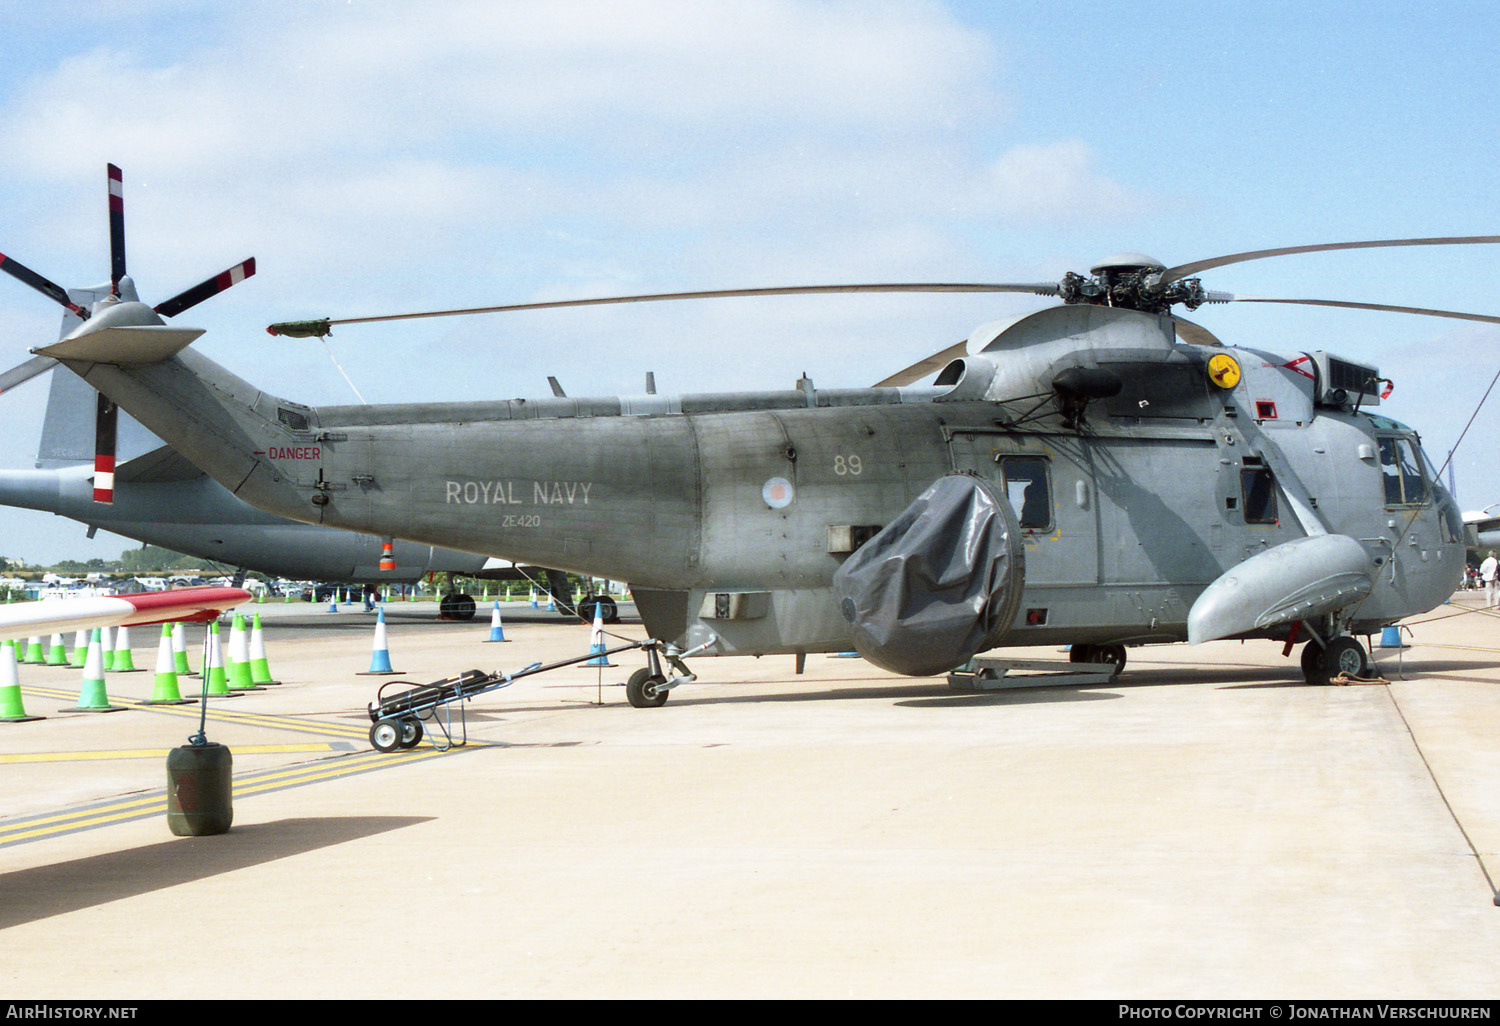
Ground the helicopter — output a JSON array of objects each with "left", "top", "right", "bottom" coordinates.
[{"left": 5, "top": 166, "right": 1496, "bottom": 706}]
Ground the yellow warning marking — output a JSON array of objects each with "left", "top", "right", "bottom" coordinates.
[
  {"left": 0, "top": 746, "right": 447, "bottom": 847},
  {"left": 0, "top": 743, "right": 349, "bottom": 764}
]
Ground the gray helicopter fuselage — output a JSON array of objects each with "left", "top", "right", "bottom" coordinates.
[{"left": 53, "top": 303, "right": 1464, "bottom": 663}]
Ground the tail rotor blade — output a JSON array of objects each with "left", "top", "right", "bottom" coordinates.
[
  {"left": 0, "top": 252, "right": 88, "bottom": 318},
  {"left": 0, "top": 355, "right": 59, "bottom": 395},
  {"left": 93, "top": 393, "right": 117, "bottom": 505},
  {"left": 107, "top": 163, "right": 126, "bottom": 297},
  {"left": 153, "top": 257, "right": 256, "bottom": 318}
]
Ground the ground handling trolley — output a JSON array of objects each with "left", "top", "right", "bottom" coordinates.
[{"left": 364, "top": 637, "right": 701, "bottom": 752}]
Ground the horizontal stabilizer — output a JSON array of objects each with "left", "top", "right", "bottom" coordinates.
[
  {"left": 36, "top": 324, "right": 204, "bottom": 365},
  {"left": 1187, "top": 534, "right": 1374, "bottom": 645},
  {"left": 115, "top": 444, "right": 207, "bottom": 484}
]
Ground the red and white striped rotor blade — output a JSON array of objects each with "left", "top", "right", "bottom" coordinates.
[{"left": 153, "top": 257, "right": 256, "bottom": 318}]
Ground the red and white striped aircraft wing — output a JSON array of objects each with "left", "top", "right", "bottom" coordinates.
[{"left": 0, "top": 586, "right": 251, "bottom": 642}]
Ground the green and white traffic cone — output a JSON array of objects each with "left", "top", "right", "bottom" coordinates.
[
  {"left": 203, "top": 622, "right": 235, "bottom": 697},
  {"left": 68, "top": 629, "right": 125, "bottom": 713},
  {"left": 45, "top": 633, "right": 67, "bottom": 666},
  {"left": 146, "top": 624, "right": 192, "bottom": 704},
  {"left": 112, "top": 625, "right": 142, "bottom": 672},
  {"left": 172, "top": 622, "right": 193, "bottom": 676},
  {"left": 226, "top": 613, "right": 259, "bottom": 691},
  {"left": 21, "top": 636, "right": 42, "bottom": 664},
  {"left": 248, "top": 613, "right": 279, "bottom": 685},
  {"left": 0, "top": 640, "right": 43, "bottom": 722},
  {"left": 69, "top": 629, "right": 88, "bottom": 668}
]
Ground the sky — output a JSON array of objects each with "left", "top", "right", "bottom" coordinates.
[{"left": 0, "top": 0, "right": 1498, "bottom": 564}]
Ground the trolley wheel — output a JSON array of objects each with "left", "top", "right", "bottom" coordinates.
[
  {"left": 398, "top": 718, "right": 424, "bottom": 749},
  {"left": 370, "top": 718, "right": 403, "bottom": 752},
  {"left": 1068, "top": 644, "right": 1097, "bottom": 664},
  {"left": 625, "top": 667, "right": 670, "bottom": 708}
]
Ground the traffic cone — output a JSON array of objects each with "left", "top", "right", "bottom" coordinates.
[
  {"left": 112, "top": 625, "right": 142, "bottom": 672},
  {"left": 358, "top": 606, "right": 398, "bottom": 674},
  {"left": 22, "top": 636, "right": 42, "bottom": 664},
  {"left": 585, "top": 606, "right": 613, "bottom": 666},
  {"left": 100, "top": 626, "right": 114, "bottom": 671},
  {"left": 45, "top": 633, "right": 67, "bottom": 666},
  {"left": 248, "top": 613, "right": 279, "bottom": 685},
  {"left": 69, "top": 629, "right": 88, "bottom": 668},
  {"left": 68, "top": 629, "right": 124, "bottom": 712},
  {"left": 172, "top": 622, "right": 193, "bottom": 676},
  {"left": 146, "top": 624, "right": 192, "bottom": 705},
  {"left": 226, "top": 613, "right": 258, "bottom": 691},
  {"left": 485, "top": 601, "right": 508, "bottom": 642},
  {"left": 530, "top": 587, "right": 538, "bottom": 609},
  {"left": 0, "top": 640, "right": 43, "bottom": 722},
  {"left": 203, "top": 621, "right": 235, "bottom": 697}
]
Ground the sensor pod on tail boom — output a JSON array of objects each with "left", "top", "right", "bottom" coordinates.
[{"left": 10, "top": 170, "right": 1494, "bottom": 702}]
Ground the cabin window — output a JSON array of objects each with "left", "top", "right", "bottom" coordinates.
[
  {"left": 1240, "top": 468, "right": 1278, "bottom": 524},
  {"left": 1377, "top": 437, "right": 1429, "bottom": 506},
  {"left": 996, "top": 455, "right": 1052, "bottom": 530}
]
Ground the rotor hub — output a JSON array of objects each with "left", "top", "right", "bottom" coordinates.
[{"left": 1061, "top": 253, "right": 1206, "bottom": 314}]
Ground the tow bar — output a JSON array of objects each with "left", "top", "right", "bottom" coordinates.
[{"left": 364, "top": 637, "right": 711, "bottom": 751}]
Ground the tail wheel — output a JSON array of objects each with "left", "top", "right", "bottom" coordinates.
[{"left": 625, "top": 667, "right": 669, "bottom": 708}]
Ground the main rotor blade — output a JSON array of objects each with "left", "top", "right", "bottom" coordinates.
[
  {"left": 0, "top": 354, "right": 58, "bottom": 394},
  {"left": 872, "top": 340, "right": 969, "bottom": 387},
  {"left": 1217, "top": 294, "right": 1500, "bottom": 325},
  {"left": 107, "top": 163, "right": 125, "bottom": 297},
  {"left": 1162, "top": 236, "right": 1500, "bottom": 284},
  {"left": 266, "top": 281, "right": 1062, "bottom": 337},
  {"left": 0, "top": 252, "right": 88, "bottom": 318},
  {"left": 153, "top": 257, "right": 256, "bottom": 318}
]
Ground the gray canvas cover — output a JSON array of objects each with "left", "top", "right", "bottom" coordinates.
[{"left": 832, "top": 473, "right": 1025, "bottom": 676}]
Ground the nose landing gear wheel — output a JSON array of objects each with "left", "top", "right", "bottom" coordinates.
[
  {"left": 625, "top": 667, "right": 669, "bottom": 708},
  {"left": 1301, "top": 636, "right": 1370, "bottom": 685}
]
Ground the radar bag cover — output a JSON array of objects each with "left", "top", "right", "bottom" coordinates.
[{"left": 832, "top": 473, "right": 1025, "bottom": 676}]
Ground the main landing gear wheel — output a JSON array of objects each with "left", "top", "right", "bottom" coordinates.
[
  {"left": 1300, "top": 636, "right": 1370, "bottom": 685},
  {"left": 625, "top": 667, "right": 669, "bottom": 708},
  {"left": 439, "top": 592, "right": 477, "bottom": 621},
  {"left": 578, "top": 594, "right": 620, "bottom": 624},
  {"left": 1069, "top": 643, "right": 1127, "bottom": 678}
]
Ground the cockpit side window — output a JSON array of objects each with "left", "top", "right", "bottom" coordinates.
[
  {"left": 1377, "top": 436, "right": 1430, "bottom": 506},
  {"left": 996, "top": 455, "right": 1052, "bottom": 530}
]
